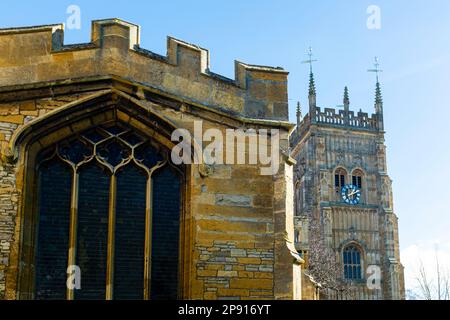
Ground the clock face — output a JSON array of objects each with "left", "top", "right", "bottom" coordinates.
[{"left": 341, "top": 184, "right": 361, "bottom": 205}]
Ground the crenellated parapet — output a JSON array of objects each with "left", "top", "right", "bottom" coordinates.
[
  {"left": 0, "top": 18, "right": 289, "bottom": 121},
  {"left": 313, "top": 107, "right": 378, "bottom": 129},
  {"left": 291, "top": 105, "right": 381, "bottom": 147},
  {"left": 290, "top": 75, "right": 385, "bottom": 149}
]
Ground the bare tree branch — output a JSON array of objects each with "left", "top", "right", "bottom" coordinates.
[
  {"left": 416, "top": 260, "right": 432, "bottom": 300},
  {"left": 412, "top": 250, "right": 450, "bottom": 300},
  {"left": 435, "top": 247, "right": 441, "bottom": 300},
  {"left": 307, "top": 217, "right": 355, "bottom": 300}
]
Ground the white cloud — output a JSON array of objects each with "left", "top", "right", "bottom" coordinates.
[{"left": 401, "top": 241, "right": 450, "bottom": 300}]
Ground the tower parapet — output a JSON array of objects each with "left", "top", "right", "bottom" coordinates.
[
  {"left": 291, "top": 102, "right": 382, "bottom": 148},
  {"left": 291, "top": 54, "right": 386, "bottom": 148}
]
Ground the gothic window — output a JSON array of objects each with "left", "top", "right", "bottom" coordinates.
[
  {"left": 343, "top": 244, "right": 363, "bottom": 280},
  {"left": 352, "top": 169, "right": 363, "bottom": 189},
  {"left": 34, "top": 122, "right": 182, "bottom": 300},
  {"left": 334, "top": 168, "right": 347, "bottom": 194},
  {"left": 294, "top": 230, "right": 300, "bottom": 243},
  {"left": 295, "top": 177, "right": 305, "bottom": 215}
]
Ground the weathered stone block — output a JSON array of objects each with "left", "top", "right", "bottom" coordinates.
[
  {"left": 230, "top": 278, "right": 273, "bottom": 290},
  {"left": 215, "top": 194, "right": 252, "bottom": 207}
]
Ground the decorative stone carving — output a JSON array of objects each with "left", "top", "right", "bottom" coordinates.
[
  {"left": 1, "top": 147, "right": 15, "bottom": 165},
  {"left": 336, "top": 152, "right": 345, "bottom": 165},
  {"left": 352, "top": 154, "right": 363, "bottom": 168},
  {"left": 348, "top": 226, "right": 357, "bottom": 240}
]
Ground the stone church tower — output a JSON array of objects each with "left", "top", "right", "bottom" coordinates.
[{"left": 290, "top": 64, "right": 405, "bottom": 300}]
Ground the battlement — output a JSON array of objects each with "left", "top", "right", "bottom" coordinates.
[
  {"left": 0, "top": 18, "right": 289, "bottom": 121},
  {"left": 291, "top": 105, "right": 381, "bottom": 147},
  {"left": 313, "top": 106, "right": 378, "bottom": 129}
]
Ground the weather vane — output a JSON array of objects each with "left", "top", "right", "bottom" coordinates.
[
  {"left": 368, "top": 56, "right": 383, "bottom": 82},
  {"left": 301, "top": 46, "right": 318, "bottom": 73}
]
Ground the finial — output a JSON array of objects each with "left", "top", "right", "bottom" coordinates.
[
  {"left": 302, "top": 47, "right": 318, "bottom": 115},
  {"left": 368, "top": 56, "right": 383, "bottom": 84},
  {"left": 296, "top": 101, "right": 302, "bottom": 126},
  {"left": 375, "top": 81, "right": 383, "bottom": 106},
  {"left": 302, "top": 47, "right": 318, "bottom": 97},
  {"left": 368, "top": 56, "right": 384, "bottom": 117},
  {"left": 308, "top": 72, "right": 316, "bottom": 96},
  {"left": 301, "top": 47, "right": 317, "bottom": 96},
  {"left": 302, "top": 46, "right": 318, "bottom": 74},
  {"left": 343, "top": 86, "right": 350, "bottom": 106},
  {"left": 374, "top": 81, "right": 384, "bottom": 130}
]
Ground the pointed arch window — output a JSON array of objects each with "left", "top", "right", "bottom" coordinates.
[
  {"left": 334, "top": 168, "right": 347, "bottom": 194},
  {"left": 34, "top": 122, "right": 183, "bottom": 300},
  {"left": 352, "top": 169, "right": 364, "bottom": 190},
  {"left": 343, "top": 244, "right": 363, "bottom": 280}
]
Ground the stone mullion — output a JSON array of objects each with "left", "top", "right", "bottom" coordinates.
[
  {"left": 67, "top": 169, "right": 79, "bottom": 300},
  {"left": 106, "top": 174, "right": 117, "bottom": 300},
  {"left": 142, "top": 159, "right": 167, "bottom": 300},
  {"left": 143, "top": 175, "right": 152, "bottom": 300}
]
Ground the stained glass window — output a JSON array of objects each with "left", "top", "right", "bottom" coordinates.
[
  {"left": 34, "top": 122, "right": 182, "bottom": 300},
  {"left": 343, "top": 245, "right": 363, "bottom": 280}
]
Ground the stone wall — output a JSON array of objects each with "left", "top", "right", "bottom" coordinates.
[{"left": 0, "top": 93, "right": 95, "bottom": 299}]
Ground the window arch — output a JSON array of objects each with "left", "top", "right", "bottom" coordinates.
[
  {"left": 343, "top": 244, "right": 363, "bottom": 280},
  {"left": 334, "top": 167, "right": 347, "bottom": 194},
  {"left": 34, "top": 122, "right": 183, "bottom": 300}
]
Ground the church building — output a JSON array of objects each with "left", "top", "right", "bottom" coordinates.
[
  {"left": 0, "top": 19, "right": 301, "bottom": 300},
  {"left": 0, "top": 18, "right": 404, "bottom": 301}
]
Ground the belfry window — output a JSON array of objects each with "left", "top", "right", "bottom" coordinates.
[
  {"left": 352, "top": 169, "right": 363, "bottom": 189},
  {"left": 343, "top": 245, "right": 363, "bottom": 280},
  {"left": 334, "top": 168, "right": 347, "bottom": 193},
  {"left": 34, "top": 122, "right": 182, "bottom": 300}
]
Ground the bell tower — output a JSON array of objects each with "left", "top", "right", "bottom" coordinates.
[{"left": 291, "top": 55, "right": 405, "bottom": 300}]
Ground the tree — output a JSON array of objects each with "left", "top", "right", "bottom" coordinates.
[
  {"left": 411, "top": 249, "right": 450, "bottom": 300},
  {"left": 306, "top": 217, "right": 355, "bottom": 300}
]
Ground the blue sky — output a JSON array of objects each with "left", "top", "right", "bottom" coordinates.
[{"left": 1, "top": 0, "right": 449, "bottom": 294}]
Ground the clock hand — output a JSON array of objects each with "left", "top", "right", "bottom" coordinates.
[
  {"left": 348, "top": 189, "right": 361, "bottom": 197},
  {"left": 348, "top": 190, "right": 357, "bottom": 197}
]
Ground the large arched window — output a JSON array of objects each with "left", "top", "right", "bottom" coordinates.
[
  {"left": 34, "top": 122, "right": 182, "bottom": 300},
  {"left": 343, "top": 244, "right": 363, "bottom": 280}
]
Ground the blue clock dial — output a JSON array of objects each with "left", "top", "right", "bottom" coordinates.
[{"left": 341, "top": 184, "right": 361, "bottom": 205}]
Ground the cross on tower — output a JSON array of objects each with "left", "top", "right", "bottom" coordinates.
[
  {"left": 368, "top": 56, "right": 383, "bottom": 82},
  {"left": 301, "top": 46, "right": 318, "bottom": 73}
]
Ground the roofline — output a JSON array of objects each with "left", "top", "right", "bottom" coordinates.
[{"left": 0, "top": 75, "right": 295, "bottom": 131}]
